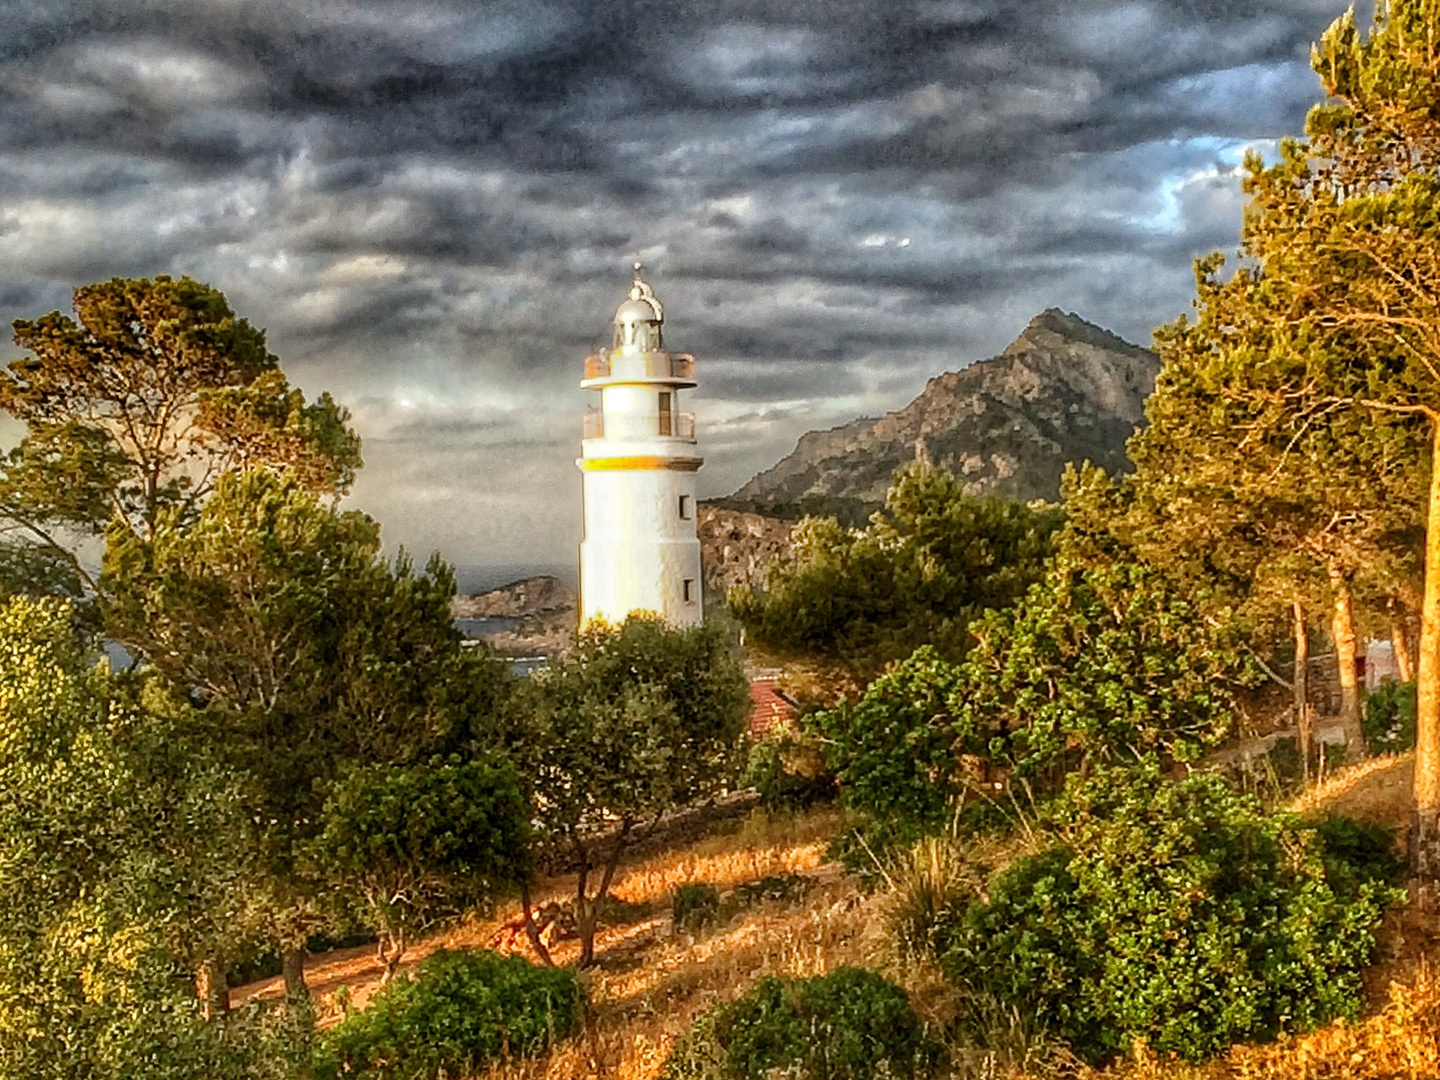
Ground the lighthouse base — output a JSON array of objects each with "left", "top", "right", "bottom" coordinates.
[{"left": 579, "top": 537, "right": 703, "bottom": 628}]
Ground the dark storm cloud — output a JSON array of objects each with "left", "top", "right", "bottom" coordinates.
[{"left": 0, "top": 0, "right": 1353, "bottom": 563}]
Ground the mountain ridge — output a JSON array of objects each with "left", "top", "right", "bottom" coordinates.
[{"left": 732, "top": 308, "right": 1158, "bottom": 506}]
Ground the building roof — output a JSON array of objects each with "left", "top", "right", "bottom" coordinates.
[{"left": 748, "top": 677, "right": 798, "bottom": 736}]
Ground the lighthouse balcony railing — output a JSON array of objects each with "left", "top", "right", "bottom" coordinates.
[
  {"left": 583, "top": 352, "right": 695, "bottom": 381},
  {"left": 582, "top": 411, "right": 696, "bottom": 440}
]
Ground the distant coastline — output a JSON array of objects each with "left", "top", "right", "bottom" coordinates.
[{"left": 451, "top": 564, "right": 577, "bottom": 596}]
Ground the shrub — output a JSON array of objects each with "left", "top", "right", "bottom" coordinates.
[
  {"left": 318, "top": 950, "right": 583, "bottom": 1079},
  {"left": 807, "top": 646, "right": 976, "bottom": 841},
  {"left": 956, "top": 560, "right": 1254, "bottom": 780},
  {"left": 937, "top": 766, "right": 1402, "bottom": 1064},
  {"left": 662, "top": 967, "right": 944, "bottom": 1080},
  {"left": 743, "top": 731, "right": 837, "bottom": 811},
  {"left": 1311, "top": 814, "right": 1404, "bottom": 893},
  {"left": 674, "top": 883, "right": 721, "bottom": 931},
  {"left": 809, "top": 561, "right": 1254, "bottom": 849},
  {"left": 1363, "top": 678, "right": 1417, "bottom": 754}
]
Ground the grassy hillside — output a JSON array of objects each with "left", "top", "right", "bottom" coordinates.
[{"left": 237, "top": 762, "right": 1439, "bottom": 1079}]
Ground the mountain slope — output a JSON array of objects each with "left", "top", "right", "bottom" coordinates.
[{"left": 733, "top": 309, "right": 1159, "bottom": 505}]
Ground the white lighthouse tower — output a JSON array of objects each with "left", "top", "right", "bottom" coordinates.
[{"left": 578, "top": 266, "right": 704, "bottom": 628}]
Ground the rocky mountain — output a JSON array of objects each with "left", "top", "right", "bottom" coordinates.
[
  {"left": 697, "top": 505, "right": 794, "bottom": 595},
  {"left": 733, "top": 309, "right": 1159, "bottom": 506},
  {"left": 451, "top": 575, "right": 574, "bottom": 619}
]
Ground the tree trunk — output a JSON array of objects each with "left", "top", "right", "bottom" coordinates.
[
  {"left": 1328, "top": 565, "right": 1366, "bottom": 759},
  {"left": 1413, "top": 418, "right": 1440, "bottom": 888},
  {"left": 380, "top": 928, "right": 406, "bottom": 984},
  {"left": 577, "top": 820, "right": 631, "bottom": 969},
  {"left": 1393, "top": 612, "right": 1416, "bottom": 683},
  {"left": 1294, "top": 601, "right": 1312, "bottom": 781},
  {"left": 196, "top": 957, "right": 230, "bottom": 1020},
  {"left": 520, "top": 880, "right": 555, "bottom": 968},
  {"left": 280, "top": 944, "right": 307, "bottom": 999}
]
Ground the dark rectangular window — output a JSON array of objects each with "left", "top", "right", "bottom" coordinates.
[
  {"left": 679, "top": 494, "right": 691, "bottom": 519},
  {"left": 658, "top": 391, "right": 672, "bottom": 435},
  {"left": 683, "top": 578, "right": 695, "bottom": 603}
]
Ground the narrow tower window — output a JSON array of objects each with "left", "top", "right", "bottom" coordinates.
[
  {"left": 683, "top": 578, "right": 695, "bottom": 603},
  {"left": 658, "top": 391, "right": 673, "bottom": 436},
  {"left": 679, "top": 494, "right": 691, "bottom": 519}
]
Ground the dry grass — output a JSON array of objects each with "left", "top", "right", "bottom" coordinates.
[
  {"left": 236, "top": 806, "right": 897, "bottom": 1076},
  {"left": 607, "top": 807, "right": 842, "bottom": 906},
  {"left": 234, "top": 758, "right": 1440, "bottom": 1079},
  {"left": 1286, "top": 752, "right": 1414, "bottom": 825},
  {"left": 1075, "top": 967, "right": 1440, "bottom": 1080}
]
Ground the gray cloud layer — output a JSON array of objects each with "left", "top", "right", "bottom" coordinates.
[{"left": 0, "top": 0, "right": 1351, "bottom": 571}]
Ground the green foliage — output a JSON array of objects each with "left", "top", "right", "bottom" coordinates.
[
  {"left": 318, "top": 950, "right": 584, "bottom": 1080},
  {"left": 312, "top": 756, "right": 529, "bottom": 974},
  {"left": 104, "top": 468, "right": 511, "bottom": 951},
  {"left": 0, "top": 275, "right": 360, "bottom": 593},
  {"left": 808, "top": 646, "right": 972, "bottom": 839},
  {"left": 937, "top": 767, "right": 1402, "bottom": 1064},
  {"left": 506, "top": 615, "right": 749, "bottom": 964},
  {"left": 1311, "top": 815, "right": 1405, "bottom": 893},
  {"left": 511, "top": 616, "right": 750, "bottom": 831},
  {"left": 1364, "top": 678, "right": 1418, "bottom": 754},
  {"left": 730, "top": 464, "right": 1059, "bottom": 681},
  {"left": 0, "top": 596, "right": 302, "bottom": 1078},
  {"left": 673, "top": 883, "right": 721, "bottom": 931},
  {"left": 810, "top": 558, "right": 1254, "bottom": 846},
  {"left": 958, "top": 559, "right": 1255, "bottom": 779},
  {"left": 0, "top": 539, "right": 85, "bottom": 601},
  {"left": 742, "top": 731, "right": 836, "bottom": 811},
  {"left": 662, "top": 967, "right": 944, "bottom": 1080}
]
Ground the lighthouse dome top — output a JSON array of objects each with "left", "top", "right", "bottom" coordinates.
[{"left": 613, "top": 264, "right": 664, "bottom": 349}]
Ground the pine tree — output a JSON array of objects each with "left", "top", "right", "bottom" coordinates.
[{"left": 1238, "top": 0, "right": 1440, "bottom": 876}]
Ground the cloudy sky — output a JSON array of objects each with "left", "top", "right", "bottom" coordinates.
[{"left": 0, "top": 0, "right": 1354, "bottom": 578}]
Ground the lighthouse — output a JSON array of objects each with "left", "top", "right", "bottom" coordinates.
[{"left": 578, "top": 266, "right": 704, "bottom": 628}]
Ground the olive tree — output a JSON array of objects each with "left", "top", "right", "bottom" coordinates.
[{"left": 506, "top": 616, "right": 750, "bottom": 966}]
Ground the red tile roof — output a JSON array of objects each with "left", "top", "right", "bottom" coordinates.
[{"left": 748, "top": 678, "right": 797, "bottom": 736}]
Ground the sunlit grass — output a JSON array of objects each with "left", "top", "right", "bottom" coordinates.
[{"left": 242, "top": 762, "right": 1438, "bottom": 1079}]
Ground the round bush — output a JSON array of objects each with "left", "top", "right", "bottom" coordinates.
[
  {"left": 938, "top": 766, "right": 1402, "bottom": 1063},
  {"left": 663, "top": 966, "right": 943, "bottom": 1080},
  {"left": 318, "top": 949, "right": 584, "bottom": 1080}
]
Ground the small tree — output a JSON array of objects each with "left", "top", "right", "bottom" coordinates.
[
  {"left": 730, "top": 464, "right": 1058, "bottom": 686},
  {"left": 103, "top": 468, "right": 510, "bottom": 993},
  {"left": 807, "top": 646, "right": 973, "bottom": 842},
  {"left": 958, "top": 557, "right": 1256, "bottom": 782},
  {"left": 507, "top": 616, "right": 749, "bottom": 966},
  {"left": 312, "top": 756, "right": 529, "bottom": 981}
]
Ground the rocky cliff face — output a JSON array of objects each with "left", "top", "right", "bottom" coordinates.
[
  {"left": 734, "top": 309, "right": 1158, "bottom": 505},
  {"left": 451, "top": 575, "right": 575, "bottom": 619},
  {"left": 697, "top": 505, "right": 794, "bottom": 595}
]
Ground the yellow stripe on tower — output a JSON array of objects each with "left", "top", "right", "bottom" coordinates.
[{"left": 577, "top": 456, "right": 703, "bottom": 472}]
